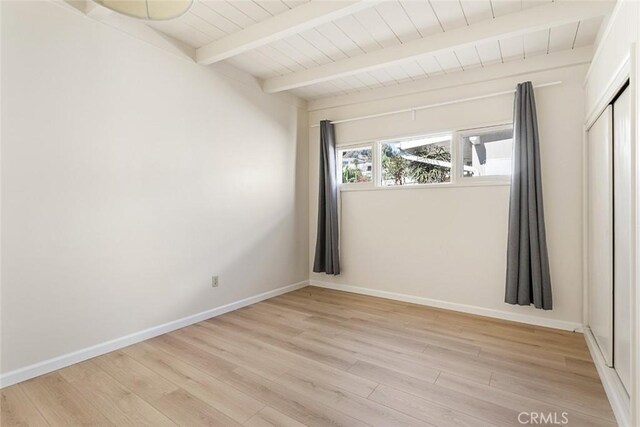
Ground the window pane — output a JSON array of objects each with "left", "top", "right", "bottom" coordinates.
[
  {"left": 340, "top": 147, "right": 373, "bottom": 184},
  {"left": 381, "top": 134, "right": 452, "bottom": 186},
  {"left": 461, "top": 127, "right": 513, "bottom": 178}
]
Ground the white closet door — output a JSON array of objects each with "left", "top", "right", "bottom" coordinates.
[
  {"left": 613, "top": 87, "right": 632, "bottom": 393},
  {"left": 587, "top": 106, "right": 614, "bottom": 366}
]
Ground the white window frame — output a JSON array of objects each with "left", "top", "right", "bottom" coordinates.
[
  {"left": 337, "top": 123, "right": 513, "bottom": 192},
  {"left": 457, "top": 123, "right": 514, "bottom": 183},
  {"left": 337, "top": 143, "right": 376, "bottom": 189}
]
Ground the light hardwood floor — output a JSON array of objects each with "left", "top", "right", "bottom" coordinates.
[{"left": 2, "top": 286, "right": 615, "bottom": 426}]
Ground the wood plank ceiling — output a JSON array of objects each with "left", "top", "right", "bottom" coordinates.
[{"left": 145, "top": 0, "right": 603, "bottom": 100}]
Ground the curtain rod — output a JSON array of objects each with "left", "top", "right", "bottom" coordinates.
[{"left": 311, "top": 81, "right": 562, "bottom": 128}]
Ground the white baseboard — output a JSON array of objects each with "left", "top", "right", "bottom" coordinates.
[
  {"left": 310, "top": 280, "right": 583, "bottom": 332},
  {"left": 583, "top": 327, "right": 631, "bottom": 427},
  {"left": 0, "top": 280, "right": 309, "bottom": 389}
]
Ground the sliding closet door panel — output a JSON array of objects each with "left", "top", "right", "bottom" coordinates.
[
  {"left": 613, "top": 87, "right": 632, "bottom": 393},
  {"left": 587, "top": 105, "right": 614, "bottom": 366}
]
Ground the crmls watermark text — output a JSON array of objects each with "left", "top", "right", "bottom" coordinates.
[{"left": 518, "top": 412, "right": 569, "bottom": 425}]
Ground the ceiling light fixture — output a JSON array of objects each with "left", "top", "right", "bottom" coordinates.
[{"left": 94, "top": 0, "right": 193, "bottom": 21}]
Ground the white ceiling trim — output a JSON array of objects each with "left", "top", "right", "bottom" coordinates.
[
  {"left": 262, "top": 1, "right": 614, "bottom": 93},
  {"left": 196, "top": 0, "right": 380, "bottom": 65}
]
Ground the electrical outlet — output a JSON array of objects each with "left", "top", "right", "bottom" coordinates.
[{"left": 212, "top": 276, "right": 219, "bottom": 287}]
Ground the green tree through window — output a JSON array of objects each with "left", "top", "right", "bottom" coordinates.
[
  {"left": 382, "top": 142, "right": 451, "bottom": 185},
  {"left": 341, "top": 148, "right": 372, "bottom": 183}
]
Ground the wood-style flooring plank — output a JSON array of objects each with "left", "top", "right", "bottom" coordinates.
[
  {"left": 148, "top": 332, "right": 239, "bottom": 377},
  {"left": 274, "top": 371, "right": 427, "bottom": 427},
  {"left": 92, "top": 351, "right": 179, "bottom": 402},
  {"left": 369, "top": 385, "right": 495, "bottom": 427},
  {"left": 220, "top": 367, "right": 369, "bottom": 427},
  {"left": 19, "top": 373, "right": 113, "bottom": 425},
  {"left": 297, "top": 330, "right": 480, "bottom": 383},
  {"left": 245, "top": 406, "right": 307, "bottom": 427},
  {"left": 3, "top": 286, "right": 614, "bottom": 427},
  {"left": 211, "top": 316, "right": 360, "bottom": 371},
  {"left": 122, "top": 342, "right": 264, "bottom": 423},
  {"left": 1, "top": 385, "right": 50, "bottom": 427},
  {"left": 489, "top": 372, "right": 614, "bottom": 421},
  {"left": 349, "top": 360, "right": 518, "bottom": 426},
  {"left": 151, "top": 389, "right": 242, "bottom": 426},
  {"left": 198, "top": 315, "right": 379, "bottom": 398},
  {"left": 168, "top": 325, "right": 290, "bottom": 380},
  {"left": 436, "top": 372, "right": 616, "bottom": 426},
  {"left": 59, "top": 361, "right": 176, "bottom": 426}
]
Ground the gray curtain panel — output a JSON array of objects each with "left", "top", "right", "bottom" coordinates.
[
  {"left": 313, "top": 120, "right": 340, "bottom": 275},
  {"left": 505, "top": 82, "right": 552, "bottom": 310}
]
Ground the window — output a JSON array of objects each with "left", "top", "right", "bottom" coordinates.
[
  {"left": 337, "top": 124, "right": 512, "bottom": 190},
  {"left": 339, "top": 146, "right": 373, "bottom": 184},
  {"left": 381, "top": 134, "right": 452, "bottom": 186},
  {"left": 460, "top": 126, "right": 513, "bottom": 178}
]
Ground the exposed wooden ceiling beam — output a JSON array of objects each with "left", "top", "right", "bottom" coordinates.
[
  {"left": 196, "top": 1, "right": 379, "bottom": 65},
  {"left": 262, "top": 1, "right": 614, "bottom": 93},
  {"left": 308, "top": 46, "right": 593, "bottom": 111}
]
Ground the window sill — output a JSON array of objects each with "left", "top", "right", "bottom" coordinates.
[{"left": 340, "top": 179, "right": 510, "bottom": 192}]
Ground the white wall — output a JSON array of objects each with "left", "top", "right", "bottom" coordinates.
[
  {"left": 0, "top": 1, "right": 308, "bottom": 375},
  {"left": 309, "top": 64, "right": 587, "bottom": 329}
]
